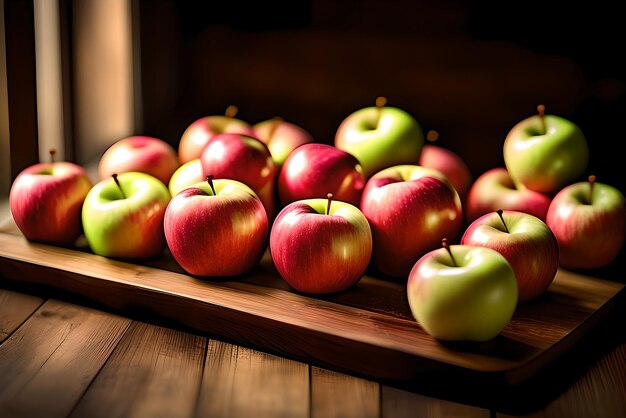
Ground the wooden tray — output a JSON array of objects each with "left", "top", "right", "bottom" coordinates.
[{"left": 0, "top": 221, "right": 623, "bottom": 389}]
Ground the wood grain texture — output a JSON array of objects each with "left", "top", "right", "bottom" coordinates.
[
  {"left": 0, "top": 299, "right": 130, "bottom": 418},
  {"left": 382, "top": 386, "right": 489, "bottom": 418},
  {"left": 0, "top": 231, "right": 623, "bottom": 388},
  {"left": 197, "top": 340, "right": 309, "bottom": 418},
  {"left": 311, "top": 367, "right": 380, "bottom": 418},
  {"left": 0, "top": 288, "right": 44, "bottom": 342},
  {"left": 69, "top": 321, "right": 205, "bottom": 418}
]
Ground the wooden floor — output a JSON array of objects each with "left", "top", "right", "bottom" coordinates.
[{"left": 0, "top": 280, "right": 624, "bottom": 418}]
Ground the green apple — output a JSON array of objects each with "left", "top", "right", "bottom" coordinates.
[
  {"left": 82, "top": 172, "right": 171, "bottom": 259},
  {"left": 407, "top": 242, "right": 518, "bottom": 342},
  {"left": 168, "top": 158, "right": 204, "bottom": 196},
  {"left": 503, "top": 105, "right": 589, "bottom": 194},
  {"left": 335, "top": 97, "right": 424, "bottom": 178}
]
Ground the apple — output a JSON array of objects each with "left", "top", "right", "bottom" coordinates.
[
  {"left": 461, "top": 209, "right": 559, "bottom": 302},
  {"left": 503, "top": 104, "right": 589, "bottom": 194},
  {"left": 546, "top": 175, "right": 626, "bottom": 270},
  {"left": 98, "top": 135, "right": 180, "bottom": 186},
  {"left": 164, "top": 176, "right": 269, "bottom": 276},
  {"left": 277, "top": 143, "right": 366, "bottom": 208},
  {"left": 178, "top": 105, "right": 255, "bottom": 164},
  {"left": 168, "top": 158, "right": 204, "bottom": 196},
  {"left": 407, "top": 239, "right": 518, "bottom": 342},
  {"left": 335, "top": 97, "right": 424, "bottom": 178},
  {"left": 418, "top": 130, "right": 473, "bottom": 202},
  {"left": 9, "top": 148, "right": 93, "bottom": 246},
  {"left": 253, "top": 117, "right": 315, "bottom": 166},
  {"left": 82, "top": 172, "right": 171, "bottom": 259},
  {"left": 465, "top": 167, "right": 552, "bottom": 223},
  {"left": 200, "top": 133, "right": 278, "bottom": 220},
  {"left": 270, "top": 193, "right": 372, "bottom": 293},
  {"left": 360, "top": 165, "right": 463, "bottom": 278}
]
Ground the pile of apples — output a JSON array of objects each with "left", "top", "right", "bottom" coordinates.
[{"left": 9, "top": 100, "right": 625, "bottom": 344}]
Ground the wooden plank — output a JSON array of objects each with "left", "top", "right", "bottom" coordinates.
[
  {"left": 69, "top": 321, "right": 205, "bottom": 418},
  {"left": 196, "top": 340, "right": 309, "bottom": 418},
  {"left": 382, "top": 386, "right": 489, "bottom": 418},
  {"left": 311, "top": 367, "right": 380, "bottom": 418},
  {"left": 0, "top": 299, "right": 130, "bottom": 418},
  {"left": 0, "top": 288, "right": 44, "bottom": 343}
]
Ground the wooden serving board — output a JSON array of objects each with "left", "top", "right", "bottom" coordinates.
[{"left": 0, "top": 221, "right": 623, "bottom": 389}]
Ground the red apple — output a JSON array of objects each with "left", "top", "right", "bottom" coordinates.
[
  {"left": 461, "top": 210, "right": 559, "bottom": 302},
  {"left": 98, "top": 135, "right": 180, "bottom": 186},
  {"left": 200, "top": 133, "right": 278, "bottom": 220},
  {"left": 465, "top": 167, "right": 552, "bottom": 223},
  {"left": 9, "top": 149, "right": 93, "bottom": 245},
  {"left": 277, "top": 143, "right": 366, "bottom": 208},
  {"left": 253, "top": 117, "right": 315, "bottom": 166},
  {"left": 360, "top": 165, "right": 463, "bottom": 278},
  {"left": 546, "top": 176, "right": 625, "bottom": 270},
  {"left": 270, "top": 194, "right": 372, "bottom": 293},
  {"left": 164, "top": 177, "right": 269, "bottom": 276}
]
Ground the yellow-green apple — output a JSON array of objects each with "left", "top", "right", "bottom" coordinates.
[
  {"left": 164, "top": 177, "right": 269, "bottom": 276},
  {"left": 546, "top": 176, "right": 625, "bottom": 270},
  {"left": 334, "top": 97, "right": 424, "bottom": 178},
  {"left": 360, "top": 165, "right": 463, "bottom": 278},
  {"left": 178, "top": 105, "right": 255, "bottom": 164},
  {"left": 503, "top": 105, "right": 589, "bottom": 194},
  {"left": 277, "top": 143, "right": 366, "bottom": 208},
  {"left": 98, "top": 135, "right": 180, "bottom": 186},
  {"left": 200, "top": 133, "right": 278, "bottom": 220},
  {"left": 168, "top": 159, "right": 204, "bottom": 196},
  {"left": 82, "top": 172, "right": 171, "bottom": 259},
  {"left": 465, "top": 167, "right": 552, "bottom": 223},
  {"left": 270, "top": 194, "right": 372, "bottom": 293},
  {"left": 461, "top": 210, "right": 559, "bottom": 303},
  {"left": 407, "top": 240, "right": 518, "bottom": 342},
  {"left": 253, "top": 117, "right": 315, "bottom": 166},
  {"left": 9, "top": 149, "right": 93, "bottom": 246}
]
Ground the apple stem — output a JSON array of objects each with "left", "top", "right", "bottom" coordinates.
[
  {"left": 426, "top": 130, "right": 439, "bottom": 142},
  {"left": 49, "top": 147, "right": 56, "bottom": 163},
  {"left": 441, "top": 238, "right": 456, "bottom": 267},
  {"left": 326, "top": 193, "right": 333, "bottom": 215},
  {"left": 537, "top": 104, "right": 546, "bottom": 135},
  {"left": 112, "top": 174, "right": 126, "bottom": 199},
  {"left": 588, "top": 175, "right": 596, "bottom": 205},
  {"left": 225, "top": 105, "right": 238, "bottom": 118},
  {"left": 497, "top": 209, "right": 510, "bottom": 233},
  {"left": 206, "top": 175, "right": 216, "bottom": 195},
  {"left": 375, "top": 96, "right": 387, "bottom": 127}
]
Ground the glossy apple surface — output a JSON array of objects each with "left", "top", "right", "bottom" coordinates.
[
  {"left": 164, "top": 178, "right": 268, "bottom": 276},
  {"left": 82, "top": 172, "right": 171, "bottom": 259},
  {"left": 407, "top": 244, "right": 518, "bottom": 342},
  {"left": 270, "top": 196, "right": 372, "bottom": 293},
  {"left": 546, "top": 177, "right": 625, "bottom": 270},
  {"left": 253, "top": 117, "right": 315, "bottom": 166},
  {"left": 461, "top": 210, "right": 559, "bottom": 302},
  {"left": 360, "top": 165, "right": 463, "bottom": 278},
  {"left": 418, "top": 143, "right": 472, "bottom": 202},
  {"left": 10, "top": 160, "right": 93, "bottom": 245},
  {"left": 98, "top": 135, "right": 179, "bottom": 186},
  {"left": 277, "top": 143, "right": 366, "bottom": 208},
  {"left": 168, "top": 159, "right": 204, "bottom": 196},
  {"left": 465, "top": 167, "right": 552, "bottom": 223}
]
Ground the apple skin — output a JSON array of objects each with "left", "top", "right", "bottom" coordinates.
[
  {"left": 418, "top": 144, "right": 473, "bottom": 203},
  {"left": 9, "top": 161, "right": 93, "bottom": 245},
  {"left": 546, "top": 179, "right": 625, "bottom": 270},
  {"left": 98, "top": 135, "right": 180, "bottom": 186},
  {"left": 81, "top": 172, "right": 171, "bottom": 259},
  {"left": 360, "top": 165, "right": 463, "bottom": 278},
  {"left": 253, "top": 118, "right": 315, "bottom": 166},
  {"left": 407, "top": 244, "right": 518, "bottom": 342},
  {"left": 503, "top": 113, "right": 589, "bottom": 194},
  {"left": 164, "top": 178, "right": 269, "bottom": 276},
  {"left": 461, "top": 210, "right": 559, "bottom": 303},
  {"left": 168, "top": 159, "right": 204, "bottom": 196},
  {"left": 335, "top": 105, "right": 424, "bottom": 178},
  {"left": 270, "top": 198, "right": 372, "bottom": 294},
  {"left": 178, "top": 115, "right": 255, "bottom": 164},
  {"left": 277, "top": 143, "right": 366, "bottom": 208},
  {"left": 465, "top": 167, "right": 552, "bottom": 223},
  {"left": 200, "top": 133, "right": 278, "bottom": 220}
]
